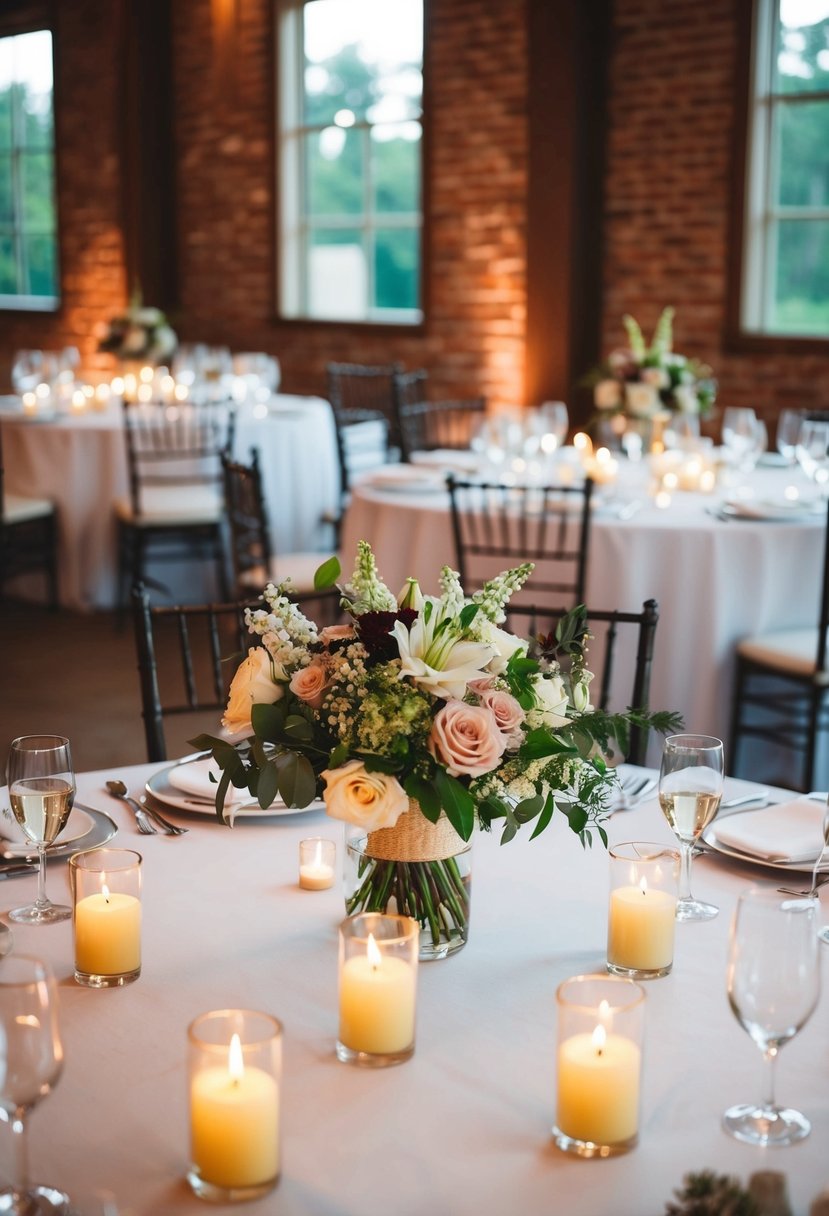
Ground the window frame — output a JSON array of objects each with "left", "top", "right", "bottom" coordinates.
[
  {"left": 274, "top": 0, "right": 428, "bottom": 330},
  {"left": 728, "top": 0, "right": 829, "bottom": 352},
  {"left": 0, "top": 14, "right": 60, "bottom": 314}
]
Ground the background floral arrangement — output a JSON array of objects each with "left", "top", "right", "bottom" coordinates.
[
  {"left": 97, "top": 292, "right": 177, "bottom": 363},
  {"left": 589, "top": 307, "right": 717, "bottom": 419},
  {"left": 195, "top": 542, "right": 678, "bottom": 848}
]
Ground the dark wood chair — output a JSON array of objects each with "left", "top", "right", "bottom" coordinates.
[
  {"left": 393, "top": 369, "right": 487, "bottom": 462},
  {"left": 505, "top": 600, "right": 660, "bottom": 765},
  {"left": 729, "top": 498, "right": 829, "bottom": 791},
  {"left": 221, "top": 448, "right": 340, "bottom": 599},
  {"left": 116, "top": 399, "right": 235, "bottom": 613},
  {"left": 447, "top": 475, "right": 594, "bottom": 608},
  {"left": 0, "top": 424, "right": 58, "bottom": 606}
]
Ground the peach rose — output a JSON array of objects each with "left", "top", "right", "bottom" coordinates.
[
  {"left": 319, "top": 624, "right": 355, "bottom": 645},
  {"left": 222, "top": 647, "right": 283, "bottom": 737},
  {"left": 475, "top": 687, "right": 525, "bottom": 748},
  {"left": 322, "top": 760, "right": 408, "bottom": 831},
  {"left": 289, "top": 662, "right": 329, "bottom": 709},
  {"left": 429, "top": 700, "right": 507, "bottom": 778}
]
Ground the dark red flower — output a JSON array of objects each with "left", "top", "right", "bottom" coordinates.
[{"left": 356, "top": 609, "right": 417, "bottom": 665}]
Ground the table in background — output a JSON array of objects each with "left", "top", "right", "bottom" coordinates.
[
  {"left": 342, "top": 463, "right": 823, "bottom": 768},
  {"left": 2, "top": 762, "right": 826, "bottom": 1215},
  {"left": 0, "top": 396, "right": 340, "bottom": 610}
]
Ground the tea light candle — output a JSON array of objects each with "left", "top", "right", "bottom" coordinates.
[
  {"left": 299, "top": 838, "right": 335, "bottom": 890},
  {"left": 21, "top": 391, "right": 37, "bottom": 416},
  {"left": 573, "top": 431, "right": 593, "bottom": 459},
  {"left": 190, "top": 1033, "right": 279, "bottom": 1190},
  {"left": 74, "top": 884, "right": 141, "bottom": 976},
  {"left": 71, "top": 389, "right": 87, "bottom": 414},
  {"left": 608, "top": 878, "right": 677, "bottom": 973},
  {"left": 556, "top": 1021, "right": 641, "bottom": 1146},
  {"left": 339, "top": 931, "right": 416, "bottom": 1056}
]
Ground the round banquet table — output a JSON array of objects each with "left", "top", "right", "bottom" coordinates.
[
  {"left": 341, "top": 461, "right": 824, "bottom": 774},
  {"left": 1, "top": 761, "right": 826, "bottom": 1215},
  {"left": 0, "top": 396, "right": 340, "bottom": 610}
]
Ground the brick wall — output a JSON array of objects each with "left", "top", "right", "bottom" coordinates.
[{"left": 603, "top": 0, "right": 829, "bottom": 427}]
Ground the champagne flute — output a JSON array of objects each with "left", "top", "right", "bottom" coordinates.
[
  {"left": 724, "top": 887, "right": 820, "bottom": 1146},
  {"left": 0, "top": 955, "right": 69, "bottom": 1213},
  {"left": 658, "top": 733, "right": 723, "bottom": 921},
  {"left": 6, "top": 735, "right": 74, "bottom": 925}
]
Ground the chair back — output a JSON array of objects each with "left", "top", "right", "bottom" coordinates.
[
  {"left": 817, "top": 497, "right": 829, "bottom": 672},
  {"left": 221, "top": 448, "right": 273, "bottom": 597},
  {"left": 393, "top": 369, "right": 486, "bottom": 460},
  {"left": 122, "top": 398, "right": 236, "bottom": 516},
  {"left": 447, "top": 475, "right": 594, "bottom": 607},
  {"left": 505, "top": 600, "right": 660, "bottom": 765},
  {"left": 132, "top": 583, "right": 253, "bottom": 762}
]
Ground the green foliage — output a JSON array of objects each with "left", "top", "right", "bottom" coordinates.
[
  {"left": 314, "top": 555, "right": 341, "bottom": 589},
  {"left": 664, "top": 1171, "right": 760, "bottom": 1216}
]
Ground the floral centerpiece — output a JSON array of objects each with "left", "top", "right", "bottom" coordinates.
[
  {"left": 589, "top": 307, "right": 716, "bottom": 420},
  {"left": 194, "top": 543, "right": 679, "bottom": 957},
  {"left": 97, "top": 293, "right": 177, "bottom": 364}
]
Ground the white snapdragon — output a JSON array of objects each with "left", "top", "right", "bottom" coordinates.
[
  {"left": 341, "top": 540, "right": 397, "bottom": 613},
  {"left": 471, "top": 563, "right": 534, "bottom": 626}
]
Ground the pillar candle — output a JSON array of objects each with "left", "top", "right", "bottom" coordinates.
[
  {"left": 339, "top": 936, "right": 416, "bottom": 1055},
  {"left": 74, "top": 887, "right": 141, "bottom": 975},
  {"left": 556, "top": 1025, "right": 641, "bottom": 1145},
  {"left": 608, "top": 881, "right": 677, "bottom": 972}
]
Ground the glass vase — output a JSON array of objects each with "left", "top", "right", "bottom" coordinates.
[{"left": 343, "top": 806, "right": 472, "bottom": 961}]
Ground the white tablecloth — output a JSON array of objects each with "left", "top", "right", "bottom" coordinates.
[
  {"left": 341, "top": 463, "right": 824, "bottom": 772},
  {"left": 0, "top": 396, "right": 340, "bottom": 610},
  {"left": 2, "top": 762, "right": 826, "bottom": 1214}
]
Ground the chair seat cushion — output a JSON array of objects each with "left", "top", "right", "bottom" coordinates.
[
  {"left": 239, "top": 552, "right": 341, "bottom": 595},
  {"left": 3, "top": 494, "right": 54, "bottom": 524},
  {"left": 115, "top": 487, "right": 223, "bottom": 527},
  {"left": 737, "top": 628, "right": 828, "bottom": 681}
]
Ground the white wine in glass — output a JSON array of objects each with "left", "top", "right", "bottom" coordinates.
[
  {"left": 6, "top": 735, "right": 74, "bottom": 925},
  {"left": 658, "top": 733, "right": 723, "bottom": 921},
  {"left": 724, "top": 887, "right": 820, "bottom": 1146},
  {"left": 0, "top": 955, "right": 69, "bottom": 1214}
]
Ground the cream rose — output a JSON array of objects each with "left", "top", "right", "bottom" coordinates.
[
  {"left": 527, "top": 672, "right": 570, "bottom": 729},
  {"left": 322, "top": 760, "right": 408, "bottom": 832},
  {"left": 476, "top": 687, "right": 525, "bottom": 748},
  {"left": 289, "top": 662, "right": 329, "bottom": 709},
  {"left": 222, "top": 647, "right": 284, "bottom": 736},
  {"left": 481, "top": 625, "right": 527, "bottom": 675},
  {"left": 429, "top": 700, "right": 507, "bottom": 778}
]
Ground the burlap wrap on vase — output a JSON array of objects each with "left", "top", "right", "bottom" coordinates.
[{"left": 366, "top": 801, "right": 466, "bottom": 863}]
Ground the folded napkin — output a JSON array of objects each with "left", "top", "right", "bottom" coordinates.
[
  {"left": 409, "top": 449, "right": 482, "bottom": 474},
  {"left": 168, "top": 758, "right": 254, "bottom": 804},
  {"left": 723, "top": 495, "right": 820, "bottom": 521},
  {"left": 714, "top": 799, "right": 824, "bottom": 863},
  {"left": 365, "top": 465, "right": 444, "bottom": 492}
]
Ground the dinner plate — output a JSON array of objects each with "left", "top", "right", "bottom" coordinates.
[
  {"left": 1, "top": 804, "right": 117, "bottom": 859},
  {"left": 364, "top": 468, "right": 446, "bottom": 495},
  {"left": 720, "top": 499, "right": 822, "bottom": 522},
  {"left": 145, "top": 763, "right": 325, "bottom": 819},
  {"left": 700, "top": 809, "right": 826, "bottom": 875}
]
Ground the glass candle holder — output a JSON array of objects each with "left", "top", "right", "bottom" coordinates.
[
  {"left": 298, "top": 837, "right": 336, "bottom": 890},
  {"left": 553, "top": 974, "right": 646, "bottom": 1158},
  {"left": 607, "top": 842, "right": 680, "bottom": 979},
  {"left": 69, "top": 848, "right": 142, "bottom": 988},
  {"left": 187, "top": 1009, "right": 282, "bottom": 1203},
  {"left": 337, "top": 912, "right": 418, "bottom": 1067}
]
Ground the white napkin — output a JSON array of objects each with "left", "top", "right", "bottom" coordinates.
[
  {"left": 168, "top": 758, "right": 251, "bottom": 804},
  {"left": 714, "top": 799, "right": 824, "bottom": 863},
  {"left": 723, "top": 496, "right": 820, "bottom": 521},
  {"left": 364, "top": 466, "right": 444, "bottom": 493}
]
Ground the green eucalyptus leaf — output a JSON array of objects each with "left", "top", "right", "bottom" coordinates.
[
  {"left": 514, "top": 794, "right": 544, "bottom": 823},
  {"left": 257, "top": 759, "right": 280, "bottom": 809},
  {"left": 215, "top": 766, "right": 233, "bottom": 825},
  {"left": 403, "top": 774, "right": 441, "bottom": 822},
  {"left": 284, "top": 714, "right": 313, "bottom": 742},
  {"left": 275, "top": 751, "right": 316, "bottom": 807},
  {"left": 434, "top": 770, "right": 474, "bottom": 840},
  {"left": 251, "top": 701, "right": 287, "bottom": 742},
  {"left": 314, "top": 555, "right": 341, "bottom": 589},
  {"left": 529, "top": 793, "right": 556, "bottom": 840}
]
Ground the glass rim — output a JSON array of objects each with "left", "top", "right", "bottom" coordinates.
[
  {"left": 68, "top": 847, "right": 142, "bottom": 873},
  {"left": 339, "top": 910, "right": 418, "bottom": 945},
  {"left": 0, "top": 953, "right": 54, "bottom": 989},
  {"left": 663, "top": 733, "right": 723, "bottom": 751},
  {"left": 187, "top": 1007, "right": 283, "bottom": 1047},
  {"left": 609, "top": 841, "right": 681, "bottom": 863},
  {"left": 737, "top": 884, "right": 819, "bottom": 913},
  {"left": 556, "top": 972, "right": 646, "bottom": 1012},
  {"left": 9, "top": 734, "right": 71, "bottom": 752}
]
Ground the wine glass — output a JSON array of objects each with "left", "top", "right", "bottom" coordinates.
[
  {"left": 10, "top": 351, "right": 45, "bottom": 396},
  {"left": 776, "top": 409, "right": 806, "bottom": 464},
  {"left": 724, "top": 887, "right": 820, "bottom": 1146},
  {"left": 0, "top": 955, "right": 69, "bottom": 1213},
  {"left": 658, "top": 733, "right": 724, "bottom": 921},
  {"left": 6, "top": 736, "right": 74, "bottom": 925},
  {"left": 721, "top": 407, "right": 763, "bottom": 471},
  {"left": 795, "top": 419, "right": 829, "bottom": 496},
  {"left": 808, "top": 797, "right": 829, "bottom": 944}
]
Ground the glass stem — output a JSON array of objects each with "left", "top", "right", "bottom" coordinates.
[
  {"left": 9, "top": 1108, "right": 30, "bottom": 1204},
  {"left": 761, "top": 1046, "right": 779, "bottom": 1113},
  {"left": 678, "top": 841, "right": 694, "bottom": 903},
  {"left": 35, "top": 844, "right": 48, "bottom": 910}
]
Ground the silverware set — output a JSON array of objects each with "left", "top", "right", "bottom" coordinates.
[{"left": 105, "top": 780, "right": 188, "bottom": 836}]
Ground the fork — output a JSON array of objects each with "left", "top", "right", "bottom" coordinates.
[{"left": 105, "top": 780, "right": 188, "bottom": 836}]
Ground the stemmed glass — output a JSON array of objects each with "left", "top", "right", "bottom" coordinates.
[
  {"left": 809, "top": 798, "right": 829, "bottom": 944},
  {"left": 795, "top": 419, "right": 829, "bottom": 496},
  {"left": 658, "top": 734, "right": 723, "bottom": 921},
  {"left": 6, "top": 736, "right": 74, "bottom": 925},
  {"left": 0, "top": 955, "right": 69, "bottom": 1213},
  {"left": 722, "top": 407, "right": 765, "bottom": 472},
  {"left": 776, "top": 409, "right": 806, "bottom": 464},
  {"left": 724, "top": 887, "right": 820, "bottom": 1145}
]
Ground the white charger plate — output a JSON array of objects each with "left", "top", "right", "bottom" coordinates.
[
  {"left": 145, "top": 763, "right": 325, "bottom": 819},
  {"left": 1, "top": 804, "right": 117, "bottom": 859},
  {"left": 701, "top": 809, "right": 825, "bottom": 875}
]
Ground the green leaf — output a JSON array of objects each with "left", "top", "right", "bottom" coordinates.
[
  {"left": 514, "top": 794, "right": 544, "bottom": 823},
  {"left": 187, "top": 733, "right": 225, "bottom": 751},
  {"left": 520, "top": 728, "right": 576, "bottom": 760},
  {"left": 314, "top": 555, "right": 341, "bottom": 589},
  {"left": 459, "top": 602, "right": 480, "bottom": 631},
  {"left": 328, "top": 742, "right": 349, "bottom": 769},
  {"left": 215, "top": 766, "right": 233, "bottom": 825},
  {"left": 529, "top": 793, "right": 556, "bottom": 840},
  {"left": 434, "top": 769, "right": 475, "bottom": 841},
  {"left": 257, "top": 759, "right": 280, "bottom": 809},
  {"left": 563, "top": 804, "right": 589, "bottom": 835},
  {"left": 251, "top": 701, "right": 287, "bottom": 742},
  {"left": 403, "top": 774, "right": 441, "bottom": 822},
  {"left": 284, "top": 714, "right": 313, "bottom": 742},
  {"left": 275, "top": 751, "right": 317, "bottom": 807}
]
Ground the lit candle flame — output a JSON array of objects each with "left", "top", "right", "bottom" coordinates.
[
  {"left": 639, "top": 876, "right": 648, "bottom": 896},
  {"left": 592, "top": 1023, "right": 607, "bottom": 1056},
  {"left": 228, "top": 1033, "right": 244, "bottom": 1083},
  {"left": 367, "top": 932, "right": 382, "bottom": 971},
  {"left": 102, "top": 883, "right": 110, "bottom": 904}
]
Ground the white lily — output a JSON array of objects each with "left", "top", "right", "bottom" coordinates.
[{"left": 392, "top": 602, "right": 494, "bottom": 700}]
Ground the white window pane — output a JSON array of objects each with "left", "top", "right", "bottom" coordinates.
[
  {"left": 306, "top": 128, "right": 363, "bottom": 217},
  {"left": 371, "top": 123, "right": 420, "bottom": 213},
  {"left": 776, "top": 1, "right": 829, "bottom": 92},
  {"left": 375, "top": 227, "right": 418, "bottom": 310},
  {"left": 309, "top": 232, "right": 368, "bottom": 318},
  {"left": 777, "top": 100, "right": 829, "bottom": 205},
  {"left": 772, "top": 218, "right": 829, "bottom": 334}
]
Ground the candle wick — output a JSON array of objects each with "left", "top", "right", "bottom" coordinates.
[{"left": 597, "top": 1048, "right": 603, "bottom": 1057}]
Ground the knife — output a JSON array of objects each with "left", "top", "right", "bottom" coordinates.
[{"left": 0, "top": 860, "right": 38, "bottom": 880}]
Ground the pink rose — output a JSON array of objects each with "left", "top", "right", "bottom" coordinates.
[
  {"left": 429, "top": 700, "right": 507, "bottom": 778},
  {"left": 319, "top": 624, "right": 355, "bottom": 645},
  {"left": 476, "top": 687, "right": 525, "bottom": 748},
  {"left": 289, "top": 662, "right": 329, "bottom": 709}
]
